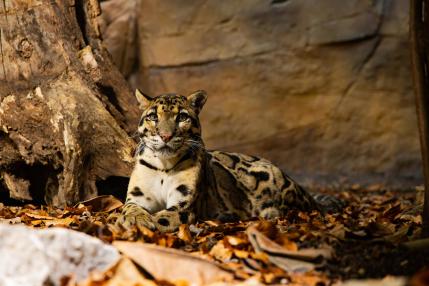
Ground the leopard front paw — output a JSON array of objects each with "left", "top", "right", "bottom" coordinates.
[{"left": 116, "top": 204, "right": 156, "bottom": 230}]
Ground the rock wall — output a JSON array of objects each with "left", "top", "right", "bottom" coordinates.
[{"left": 101, "top": 0, "right": 422, "bottom": 187}]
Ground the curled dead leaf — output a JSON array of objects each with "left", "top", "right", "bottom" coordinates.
[
  {"left": 210, "top": 240, "right": 234, "bottom": 262},
  {"left": 77, "top": 257, "right": 157, "bottom": 286},
  {"left": 113, "top": 241, "right": 233, "bottom": 285},
  {"left": 178, "top": 224, "right": 192, "bottom": 243},
  {"left": 226, "top": 235, "right": 249, "bottom": 247},
  {"left": 247, "top": 224, "right": 332, "bottom": 272},
  {"left": 77, "top": 195, "right": 123, "bottom": 212}
]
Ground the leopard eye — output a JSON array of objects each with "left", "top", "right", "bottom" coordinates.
[
  {"left": 176, "top": 113, "right": 189, "bottom": 122},
  {"left": 146, "top": 113, "right": 158, "bottom": 121}
]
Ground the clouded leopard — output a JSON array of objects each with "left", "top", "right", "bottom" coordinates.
[{"left": 116, "top": 90, "right": 340, "bottom": 232}]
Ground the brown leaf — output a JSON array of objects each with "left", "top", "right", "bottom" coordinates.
[
  {"left": 113, "top": 241, "right": 233, "bottom": 285},
  {"left": 30, "top": 219, "right": 43, "bottom": 226},
  {"left": 205, "top": 220, "right": 221, "bottom": 227},
  {"left": 234, "top": 249, "right": 250, "bottom": 259},
  {"left": 44, "top": 217, "right": 77, "bottom": 227},
  {"left": 226, "top": 235, "right": 248, "bottom": 247},
  {"left": 382, "top": 203, "right": 403, "bottom": 220},
  {"left": 78, "top": 257, "right": 157, "bottom": 286},
  {"left": 177, "top": 224, "right": 192, "bottom": 243},
  {"left": 367, "top": 220, "right": 396, "bottom": 237},
  {"left": 290, "top": 273, "right": 330, "bottom": 286},
  {"left": 209, "top": 240, "right": 234, "bottom": 262},
  {"left": 247, "top": 224, "right": 331, "bottom": 272},
  {"left": 138, "top": 225, "right": 155, "bottom": 239},
  {"left": 328, "top": 223, "right": 346, "bottom": 240},
  {"left": 251, "top": 251, "right": 269, "bottom": 263},
  {"left": 276, "top": 235, "right": 299, "bottom": 251},
  {"left": 255, "top": 220, "right": 278, "bottom": 240},
  {"left": 77, "top": 195, "right": 123, "bottom": 212},
  {"left": 25, "top": 213, "right": 55, "bottom": 220},
  {"left": 157, "top": 234, "right": 180, "bottom": 248}
]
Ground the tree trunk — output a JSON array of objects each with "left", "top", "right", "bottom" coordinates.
[
  {"left": 0, "top": 0, "right": 139, "bottom": 206},
  {"left": 410, "top": 0, "right": 429, "bottom": 236}
]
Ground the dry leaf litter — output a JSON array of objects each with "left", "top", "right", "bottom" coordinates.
[{"left": 0, "top": 187, "right": 428, "bottom": 286}]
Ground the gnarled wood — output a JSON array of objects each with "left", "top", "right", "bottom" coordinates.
[
  {"left": 410, "top": 0, "right": 429, "bottom": 236},
  {"left": 0, "top": 0, "right": 139, "bottom": 206}
]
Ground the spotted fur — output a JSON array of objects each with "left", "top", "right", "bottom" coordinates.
[{"left": 117, "top": 90, "right": 339, "bottom": 232}]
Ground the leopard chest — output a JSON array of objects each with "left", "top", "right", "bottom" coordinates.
[{"left": 128, "top": 161, "right": 200, "bottom": 213}]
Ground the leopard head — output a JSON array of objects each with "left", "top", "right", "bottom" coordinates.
[{"left": 135, "top": 89, "right": 207, "bottom": 158}]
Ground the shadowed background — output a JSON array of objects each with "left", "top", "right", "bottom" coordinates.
[{"left": 100, "top": 0, "right": 420, "bottom": 188}]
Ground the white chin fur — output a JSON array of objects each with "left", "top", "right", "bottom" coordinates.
[
  {"left": 144, "top": 137, "right": 184, "bottom": 158},
  {"left": 152, "top": 144, "right": 182, "bottom": 158}
]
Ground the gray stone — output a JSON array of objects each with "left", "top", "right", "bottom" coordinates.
[{"left": 0, "top": 224, "right": 120, "bottom": 286}]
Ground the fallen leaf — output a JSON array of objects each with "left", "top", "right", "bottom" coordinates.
[
  {"left": 138, "top": 225, "right": 155, "bottom": 240},
  {"left": 205, "top": 220, "right": 221, "bottom": 227},
  {"left": 328, "top": 223, "right": 346, "bottom": 240},
  {"left": 44, "top": 217, "right": 77, "bottom": 227},
  {"left": 25, "top": 213, "right": 55, "bottom": 220},
  {"left": 290, "top": 273, "right": 329, "bottom": 286},
  {"left": 113, "top": 241, "right": 233, "bottom": 285},
  {"left": 247, "top": 224, "right": 331, "bottom": 272},
  {"left": 177, "top": 224, "right": 192, "bottom": 243},
  {"left": 234, "top": 249, "right": 249, "bottom": 259},
  {"left": 30, "top": 219, "right": 43, "bottom": 226},
  {"left": 77, "top": 195, "right": 123, "bottom": 212},
  {"left": 277, "top": 236, "right": 299, "bottom": 251},
  {"left": 210, "top": 240, "right": 234, "bottom": 262},
  {"left": 226, "top": 235, "right": 248, "bottom": 247},
  {"left": 78, "top": 257, "right": 157, "bottom": 286}
]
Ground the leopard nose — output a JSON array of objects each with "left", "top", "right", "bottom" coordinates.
[{"left": 160, "top": 133, "right": 173, "bottom": 142}]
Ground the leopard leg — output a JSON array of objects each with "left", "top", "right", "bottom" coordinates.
[
  {"left": 116, "top": 203, "right": 156, "bottom": 230},
  {"left": 259, "top": 205, "right": 280, "bottom": 219},
  {"left": 152, "top": 209, "right": 195, "bottom": 232}
]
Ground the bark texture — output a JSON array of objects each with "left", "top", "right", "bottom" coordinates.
[
  {"left": 0, "top": 0, "right": 139, "bottom": 206},
  {"left": 410, "top": 0, "right": 429, "bottom": 236}
]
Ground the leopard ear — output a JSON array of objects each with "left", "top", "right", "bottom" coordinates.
[
  {"left": 135, "top": 89, "right": 152, "bottom": 109},
  {"left": 187, "top": 90, "right": 207, "bottom": 114}
]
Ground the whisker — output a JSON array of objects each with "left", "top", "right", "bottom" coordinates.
[
  {"left": 131, "top": 130, "right": 141, "bottom": 139},
  {"left": 135, "top": 143, "right": 145, "bottom": 157},
  {"left": 184, "top": 140, "right": 204, "bottom": 154}
]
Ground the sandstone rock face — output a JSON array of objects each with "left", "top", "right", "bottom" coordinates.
[
  {"left": 103, "top": 0, "right": 420, "bottom": 187},
  {"left": 99, "top": 0, "right": 139, "bottom": 79}
]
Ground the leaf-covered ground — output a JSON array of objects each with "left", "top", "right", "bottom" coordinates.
[{"left": 0, "top": 186, "right": 427, "bottom": 285}]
